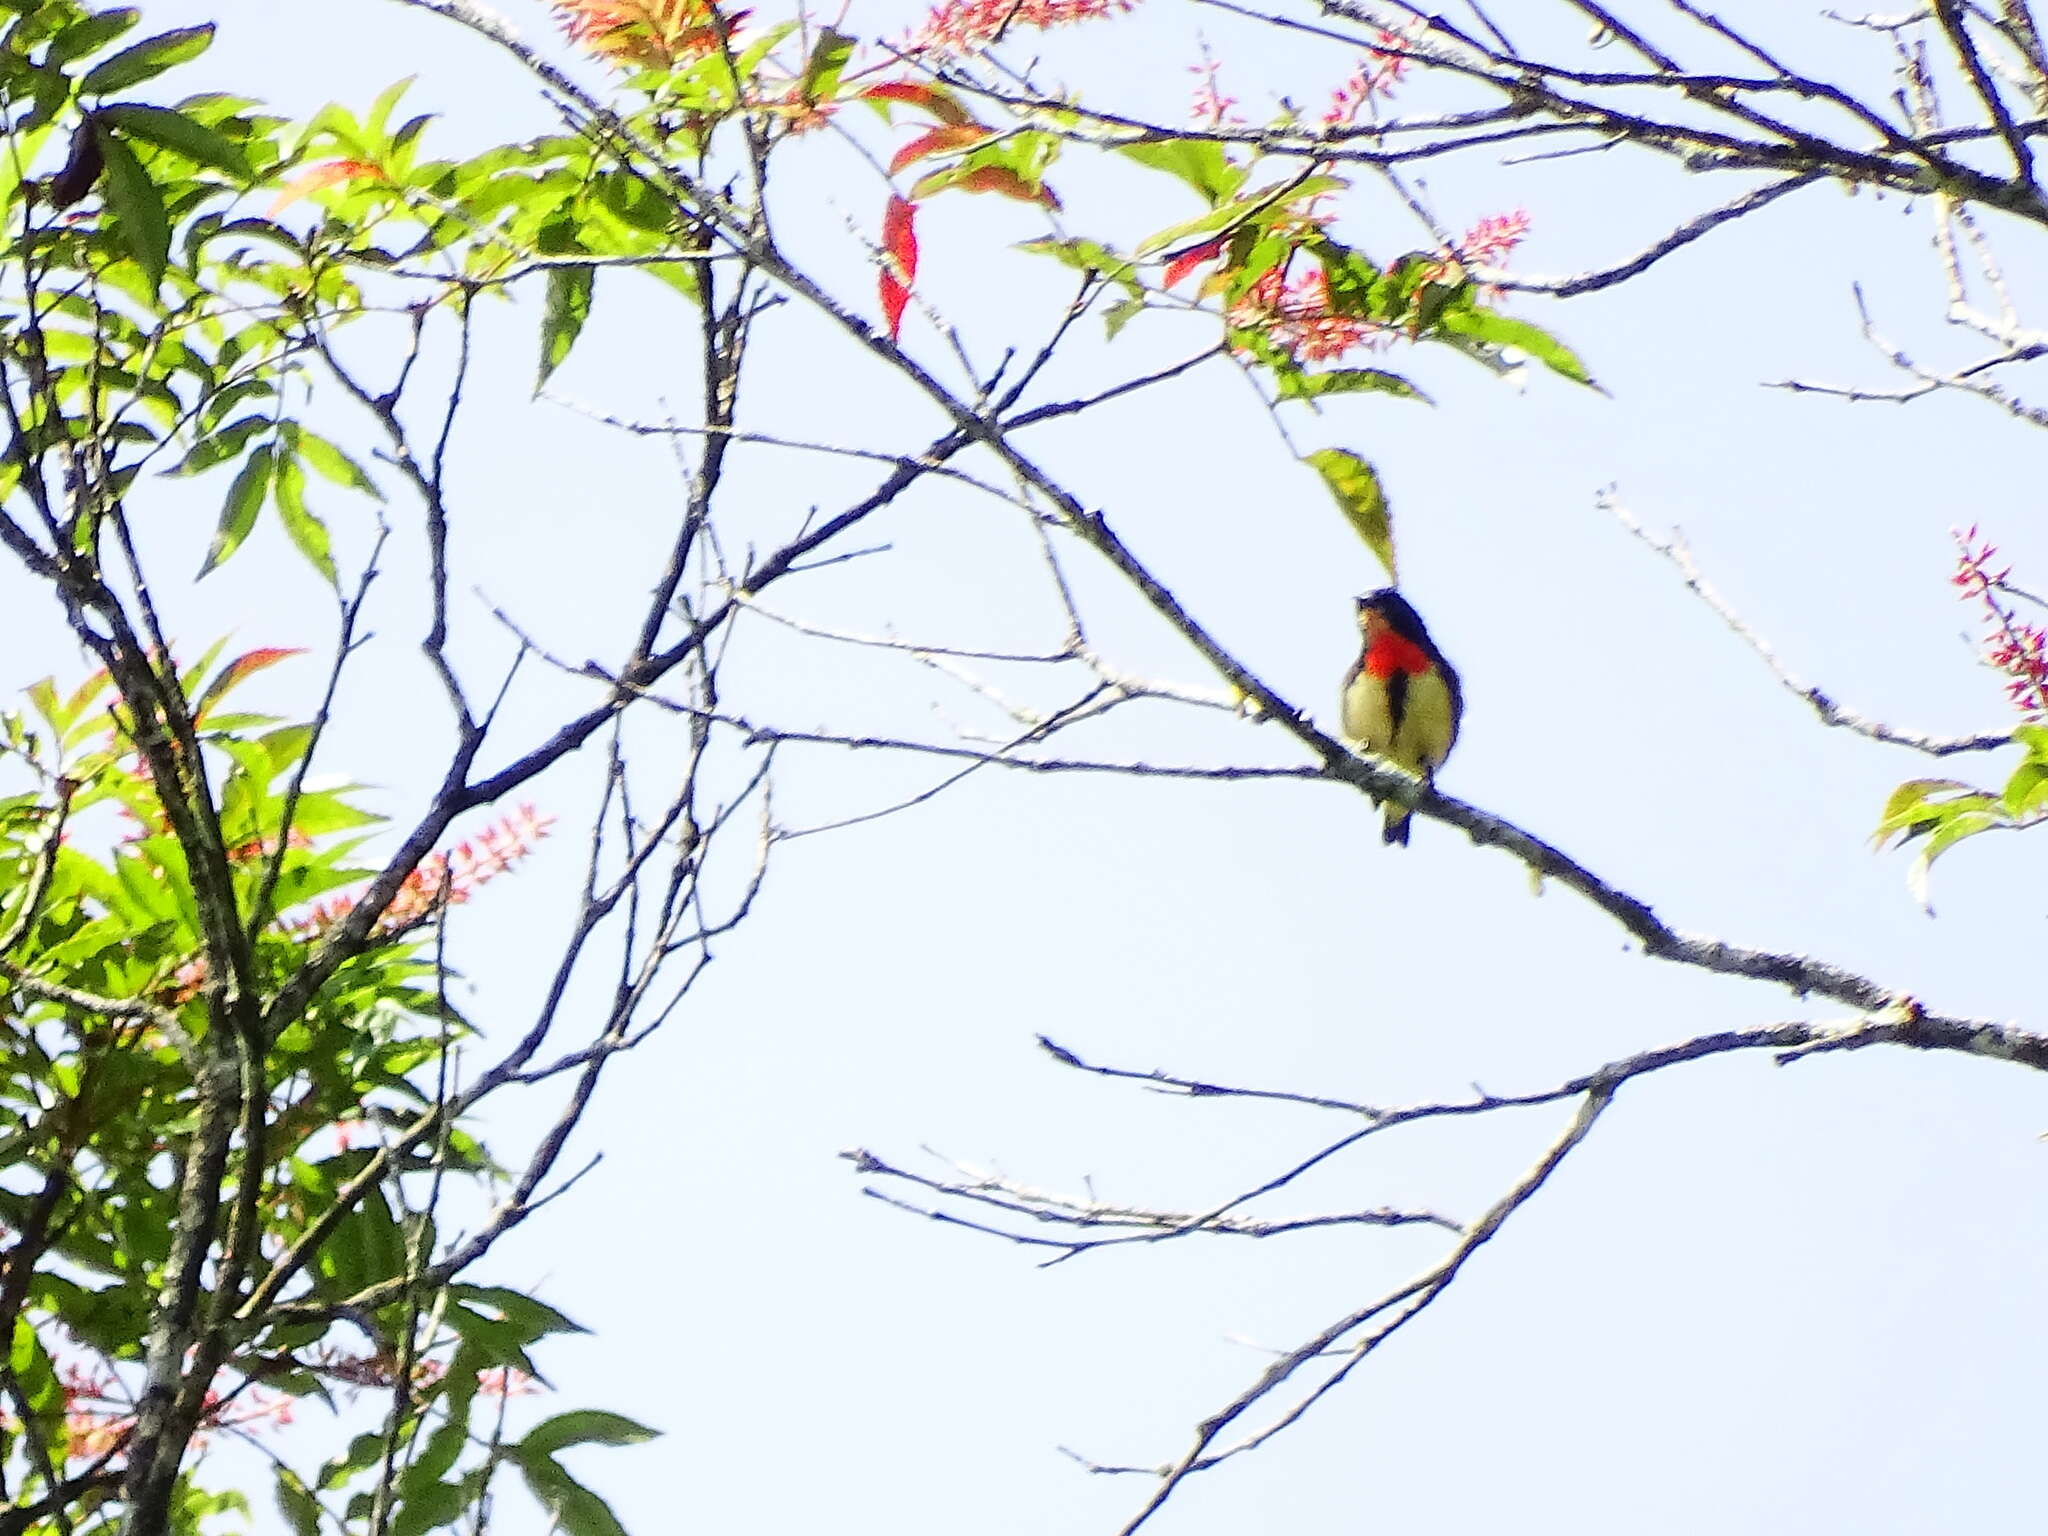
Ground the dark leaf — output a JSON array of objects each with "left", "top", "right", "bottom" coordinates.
[
  {"left": 519, "top": 1410, "right": 661, "bottom": 1458},
  {"left": 200, "top": 441, "right": 271, "bottom": 575},
  {"left": 79, "top": 23, "right": 213, "bottom": 95},
  {"left": 273, "top": 1472, "right": 321, "bottom": 1536},
  {"left": 46, "top": 116, "right": 105, "bottom": 207},
  {"left": 1436, "top": 305, "right": 1599, "bottom": 388},
  {"left": 800, "top": 27, "right": 854, "bottom": 103},
  {"left": 514, "top": 1455, "right": 628, "bottom": 1536},
  {"left": 48, "top": 8, "right": 142, "bottom": 66},
  {"left": 1276, "top": 367, "right": 1431, "bottom": 404},
  {"left": 96, "top": 102, "right": 250, "bottom": 177},
  {"left": 92, "top": 120, "right": 170, "bottom": 289},
  {"left": 537, "top": 263, "right": 594, "bottom": 389}
]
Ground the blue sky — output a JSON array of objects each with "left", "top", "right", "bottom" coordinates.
[{"left": 23, "top": 1, "right": 2048, "bottom": 1531}]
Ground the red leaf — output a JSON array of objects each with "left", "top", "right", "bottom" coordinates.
[
  {"left": 269, "top": 159, "right": 381, "bottom": 215},
  {"left": 910, "top": 163, "right": 1060, "bottom": 209},
  {"left": 1163, "top": 238, "right": 1226, "bottom": 288},
  {"left": 888, "top": 124, "right": 989, "bottom": 175},
  {"left": 195, "top": 646, "right": 307, "bottom": 717},
  {"left": 880, "top": 195, "right": 919, "bottom": 341},
  {"left": 863, "top": 80, "right": 974, "bottom": 126},
  {"left": 880, "top": 273, "right": 911, "bottom": 341}
]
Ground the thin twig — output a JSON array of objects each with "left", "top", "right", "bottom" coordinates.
[{"left": 1612, "top": 494, "right": 2013, "bottom": 755}]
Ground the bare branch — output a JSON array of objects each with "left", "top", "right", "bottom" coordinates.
[
  {"left": 1611, "top": 494, "right": 2014, "bottom": 755},
  {"left": 1490, "top": 172, "right": 1824, "bottom": 295}
]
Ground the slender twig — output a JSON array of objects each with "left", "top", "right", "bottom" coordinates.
[{"left": 1612, "top": 495, "right": 2014, "bottom": 755}]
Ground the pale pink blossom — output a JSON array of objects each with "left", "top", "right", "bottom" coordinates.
[
  {"left": 1321, "top": 30, "right": 1412, "bottom": 128},
  {"left": 1228, "top": 267, "right": 1392, "bottom": 363},
  {"left": 904, "top": 0, "right": 1137, "bottom": 57},
  {"left": 1189, "top": 54, "right": 1241, "bottom": 128},
  {"left": 1455, "top": 209, "right": 1531, "bottom": 269},
  {"left": 1952, "top": 526, "right": 2048, "bottom": 716}
]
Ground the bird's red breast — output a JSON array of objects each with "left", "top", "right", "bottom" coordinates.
[{"left": 1364, "top": 631, "right": 1433, "bottom": 680}]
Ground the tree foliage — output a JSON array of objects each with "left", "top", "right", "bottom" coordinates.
[{"left": 0, "top": 0, "right": 2044, "bottom": 1533}]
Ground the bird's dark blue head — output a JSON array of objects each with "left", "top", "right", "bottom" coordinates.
[{"left": 1356, "top": 589, "right": 1431, "bottom": 645}]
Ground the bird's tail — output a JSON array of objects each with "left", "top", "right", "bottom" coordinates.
[{"left": 1381, "top": 805, "right": 1411, "bottom": 846}]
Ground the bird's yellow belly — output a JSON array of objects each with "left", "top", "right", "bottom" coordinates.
[
  {"left": 1342, "top": 674, "right": 1397, "bottom": 755},
  {"left": 1343, "top": 668, "right": 1457, "bottom": 775}
]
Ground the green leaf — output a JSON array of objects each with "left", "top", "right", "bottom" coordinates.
[
  {"left": 515, "top": 1455, "right": 627, "bottom": 1536},
  {"left": 593, "top": 170, "right": 674, "bottom": 235},
  {"left": 273, "top": 1470, "right": 321, "bottom": 1536},
  {"left": 1906, "top": 809, "right": 2005, "bottom": 912},
  {"left": 93, "top": 120, "right": 170, "bottom": 290},
  {"left": 271, "top": 452, "right": 336, "bottom": 585},
  {"left": 1276, "top": 368, "right": 1431, "bottom": 404},
  {"left": 800, "top": 27, "right": 854, "bottom": 104},
  {"left": 162, "top": 413, "right": 268, "bottom": 478},
  {"left": 1102, "top": 295, "right": 1144, "bottom": 340},
  {"left": 202, "top": 441, "right": 271, "bottom": 575},
  {"left": 10, "top": 1316, "right": 63, "bottom": 1421},
  {"left": 79, "top": 23, "right": 213, "bottom": 95},
  {"left": 316, "top": 1185, "right": 406, "bottom": 1297},
  {"left": 1118, "top": 139, "right": 1244, "bottom": 206},
  {"left": 537, "top": 263, "right": 594, "bottom": 389},
  {"left": 1135, "top": 176, "right": 1341, "bottom": 257},
  {"left": 95, "top": 102, "right": 250, "bottom": 177},
  {"left": 388, "top": 112, "right": 436, "bottom": 170},
  {"left": 2002, "top": 756, "right": 2048, "bottom": 818},
  {"left": 1226, "top": 323, "right": 1294, "bottom": 375},
  {"left": 1225, "top": 231, "right": 1288, "bottom": 299},
  {"left": 1436, "top": 305, "right": 1599, "bottom": 388},
  {"left": 1312, "top": 239, "right": 1384, "bottom": 317},
  {"left": 1016, "top": 235, "right": 1137, "bottom": 289},
  {"left": 1872, "top": 777, "right": 1983, "bottom": 847},
  {"left": 195, "top": 646, "right": 304, "bottom": 718},
  {"left": 320, "top": 1431, "right": 389, "bottom": 1492},
  {"left": 363, "top": 74, "right": 416, "bottom": 147},
  {"left": 49, "top": 8, "right": 142, "bottom": 66},
  {"left": 639, "top": 258, "right": 699, "bottom": 304},
  {"left": 388, "top": 1478, "right": 465, "bottom": 1536},
  {"left": 735, "top": 22, "right": 798, "bottom": 85},
  {"left": 400, "top": 1413, "right": 471, "bottom": 1501},
  {"left": 287, "top": 426, "right": 381, "bottom": 498},
  {"left": 26, "top": 676, "right": 62, "bottom": 733},
  {"left": 443, "top": 1304, "right": 541, "bottom": 1373},
  {"left": 519, "top": 1411, "right": 660, "bottom": 1459},
  {"left": 450, "top": 1284, "right": 587, "bottom": 1340},
  {"left": 1306, "top": 447, "right": 1395, "bottom": 580}
]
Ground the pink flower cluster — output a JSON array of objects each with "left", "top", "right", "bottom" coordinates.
[
  {"left": 1953, "top": 525, "right": 2048, "bottom": 716},
  {"left": 904, "top": 0, "right": 1137, "bottom": 57},
  {"left": 549, "top": 0, "right": 737, "bottom": 67},
  {"left": 1189, "top": 55, "right": 1240, "bottom": 128},
  {"left": 1228, "top": 267, "right": 1389, "bottom": 363},
  {"left": 1188, "top": 204, "right": 1532, "bottom": 365},
  {"left": 1455, "top": 209, "right": 1531, "bottom": 269},
  {"left": 51, "top": 1361, "right": 294, "bottom": 1465},
  {"left": 1321, "top": 31, "right": 1412, "bottom": 128},
  {"left": 299, "top": 804, "right": 556, "bottom": 938},
  {"left": 317, "top": 1347, "right": 540, "bottom": 1398}
]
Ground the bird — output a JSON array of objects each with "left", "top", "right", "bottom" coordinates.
[{"left": 1340, "top": 589, "right": 1463, "bottom": 846}]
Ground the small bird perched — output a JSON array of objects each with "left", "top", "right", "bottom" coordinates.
[{"left": 1340, "top": 589, "right": 1464, "bottom": 846}]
